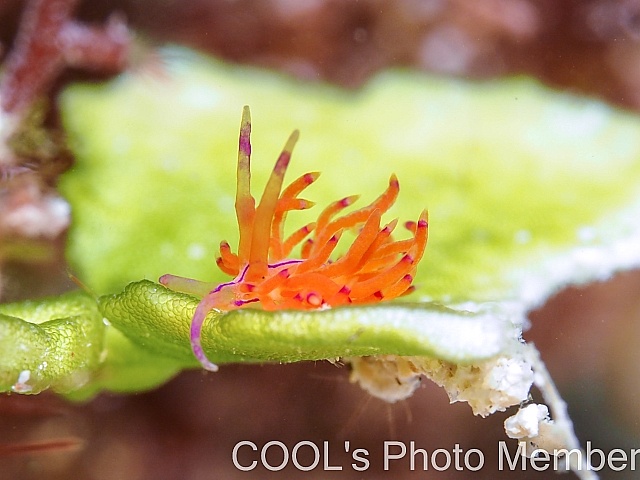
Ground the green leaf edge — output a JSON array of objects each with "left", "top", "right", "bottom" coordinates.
[
  {"left": 99, "top": 280, "right": 516, "bottom": 366},
  {"left": 0, "top": 279, "right": 519, "bottom": 396}
]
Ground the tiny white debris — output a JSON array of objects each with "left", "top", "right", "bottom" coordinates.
[
  {"left": 514, "top": 229, "right": 532, "bottom": 244},
  {"left": 504, "top": 403, "right": 549, "bottom": 439},
  {"left": 17, "top": 370, "right": 30, "bottom": 384},
  {"left": 12, "top": 370, "right": 32, "bottom": 393},
  {"left": 504, "top": 402, "right": 571, "bottom": 458},
  {"left": 187, "top": 243, "right": 206, "bottom": 260},
  {"left": 577, "top": 226, "right": 596, "bottom": 243},
  {"left": 103, "top": 317, "right": 111, "bottom": 326}
]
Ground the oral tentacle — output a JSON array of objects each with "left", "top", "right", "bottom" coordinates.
[
  {"left": 158, "top": 274, "right": 219, "bottom": 297},
  {"left": 190, "top": 294, "right": 221, "bottom": 372}
]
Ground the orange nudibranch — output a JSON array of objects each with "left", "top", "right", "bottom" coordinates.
[{"left": 160, "top": 106, "right": 428, "bottom": 371}]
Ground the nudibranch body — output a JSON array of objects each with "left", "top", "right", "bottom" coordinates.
[{"left": 160, "top": 106, "right": 428, "bottom": 371}]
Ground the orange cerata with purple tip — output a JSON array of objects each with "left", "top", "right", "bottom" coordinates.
[{"left": 159, "top": 106, "right": 428, "bottom": 371}]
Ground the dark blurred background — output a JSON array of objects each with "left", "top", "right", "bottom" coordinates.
[{"left": 1, "top": 0, "right": 640, "bottom": 478}]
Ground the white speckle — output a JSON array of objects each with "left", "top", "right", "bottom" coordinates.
[
  {"left": 217, "top": 195, "right": 234, "bottom": 214},
  {"left": 102, "top": 317, "right": 111, "bottom": 326},
  {"left": 160, "top": 155, "right": 180, "bottom": 172},
  {"left": 160, "top": 242, "right": 175, "bottom": 257},
  {"left": 514, "top": 229, "right": 532, "bottom": 244},
  {"left": 577, "top": 226, "right": 597, "bottom": 243},
  {"left": 49, "top": 197, "right": 71, "bottom": 221},
  {"left": 179, "top": 85, "right": 221, "bottom": 110},
  {"left": 187, "top": 243, "right": 206, "bottom": 260},
  {"left": 17, "top": 370, "right": 30, "bottom": 384},
  {"left": 112, "top": 135, "right": 131, "bottom": 155}
]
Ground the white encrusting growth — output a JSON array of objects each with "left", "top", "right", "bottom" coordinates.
[
  {"left": 348, "top": 353, "right": 534, "bottom": 417},
  {"left": 347, "top": 356, "right": 421, "bottom": 403},
  {"left": 504, "top": 403, "right": 550, "bottom": 439},
  {"left": 347, "top": 339, "right": 599, "bottom": 479}
]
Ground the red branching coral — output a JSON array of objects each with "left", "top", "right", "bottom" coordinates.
[
  {"left": 0, "top": 0, "right": 131, "bottom": 299},
  {"left": 160, "top": 106, "right": 428, "bottom": 371},
  {"left": 0, "top": 0, "right": 130, "bottom": 168},
  {"left": 0, "top": 0, "right": 129, "bottom": 116}
]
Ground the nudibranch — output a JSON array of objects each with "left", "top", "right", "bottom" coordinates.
[{"left": 160, "top": 106, "right": 428, "bottom": 371}]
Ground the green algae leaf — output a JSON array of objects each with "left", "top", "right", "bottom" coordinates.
[
  {"left": 0, "top": 291, "right": 104, "bottom": 394},
  {"left": 0, "top": 290, "right": 184, "bottom": 396},
  {"left": 99, "top": 280, "right": 516, "bottom": 367},
  {"left": 59, "top": 48, "right": 640, "bottom": 306},
  {"left": 41, "top": 46, "right": 640, "bottom": 398},
  {"left": 63, "top": 326, "right": 183, "bottom": 401}
]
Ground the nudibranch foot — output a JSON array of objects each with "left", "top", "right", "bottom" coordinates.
[{"left": 161, "top": 106, "right": 429, "bottom": 371}]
